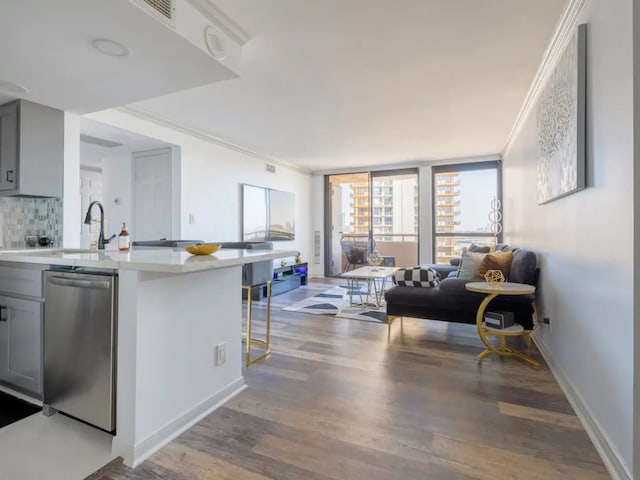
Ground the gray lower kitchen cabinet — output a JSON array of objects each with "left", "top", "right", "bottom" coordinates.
[
  {"left": 0, "top": 295, "right": 42, "bottom": 395},
  {"left": 0, "top": 263, "right": 46, "bottom": 397},
  {"left": 0, "top": 99, "right": 64, "bottom": 197}
]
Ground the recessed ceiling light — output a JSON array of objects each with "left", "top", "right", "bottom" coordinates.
[
  {"left": 92, "top": 39, "right": 130, "bottom": 57},
  {"left": 0, "top": 80, "right": 29, "bottom": 95}
]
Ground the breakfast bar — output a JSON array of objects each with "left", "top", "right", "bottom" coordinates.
[{"left": 0, "top": 247, "right": 296, "bottom": 467}]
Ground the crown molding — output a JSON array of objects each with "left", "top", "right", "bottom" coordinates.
[
  {"left": 185, "top": 0, "right": 251, "bottom": 46},
  {"left": 311, "top": 154, "right": 502, "bottom": 176},
  {"left": 502, "top": 0, "right": 589, "bottom": 157},
  {"left": 117, "top": 105, "right": 310, "bottom": 174}
]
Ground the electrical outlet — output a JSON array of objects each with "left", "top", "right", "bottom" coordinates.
[
  {"left": 215, "top": 342, "right": 227, "bottom": 366},
  {"left": 543, "top": 316, "right": 551, "bottom": 325}
]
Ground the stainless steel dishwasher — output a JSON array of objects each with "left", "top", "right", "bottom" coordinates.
[{"left": 43, "top": 268, "right": 117, "bottom": 432}]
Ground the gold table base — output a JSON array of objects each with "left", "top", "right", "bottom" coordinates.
[{"left": 475, "top": 293, "right": 540, "bottom": 368}]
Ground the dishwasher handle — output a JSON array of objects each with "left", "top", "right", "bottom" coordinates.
[{"left": 48, "top": 276, "right": 111, "bottom": 289}]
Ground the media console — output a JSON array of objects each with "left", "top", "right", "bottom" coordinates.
[
  {"left": 245, "top": 262, "right": 308, "bottom": 300},
  {"left": 270, "top": 262, "right": 308, "bottom": 296}
]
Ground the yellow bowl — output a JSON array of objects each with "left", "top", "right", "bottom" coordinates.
[{"left": 184, "top": 244, "right": 221, "bottom": 255}]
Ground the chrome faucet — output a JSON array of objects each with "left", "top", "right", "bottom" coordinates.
[{"left": 83, "top": 201, "right": 116, "bottom": 250}]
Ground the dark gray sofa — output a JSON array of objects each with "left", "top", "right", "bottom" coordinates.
[{"left": 384, "top": 248, "right": 538, "bottom": 330}]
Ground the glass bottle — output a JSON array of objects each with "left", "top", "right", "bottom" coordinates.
[{"left": 118, "top": 223, "right": 130, "bottom": 252}]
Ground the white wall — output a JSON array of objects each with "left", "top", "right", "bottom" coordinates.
[
  {"left": 79, "top": 143, "right": 104, "bottom": 169},
  {"left": 87, "top": 110, "right": 314, "bottom": 272},
  {"left": 503, "top": 0, "right": 633, "bottom": 476},
  {"left": 634, "top": 1, "right": 640, "bottom": 475},
  {"left": 311, "top": 174, "right": 325, "bottom": 274},
  {"left": 102, "top": 152, "right": 133, "bottom": 238},
  {"left": 80, "top": 146, "right": 181, "bottom": 244},
  {"left": 418, "top": 165, "right": 432, "bottom": 264},
  {"left": 63, "top": 113, "right": 80, "bottom": 248}
]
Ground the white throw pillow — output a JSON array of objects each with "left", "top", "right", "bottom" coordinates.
[{"left": 457, "top": 251, "right": 486, "bottom": 280}]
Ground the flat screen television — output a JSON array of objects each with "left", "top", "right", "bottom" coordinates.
[{"left": 242, "top": 184, "right": 295, "bottom": 241}]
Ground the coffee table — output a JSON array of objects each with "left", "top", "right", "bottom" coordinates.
[
  {"left": 465, "top": 282, "right": 539, "bottom": 368},
  {"left": 341, "top": 266, "right": 398, "bottom": 309}
]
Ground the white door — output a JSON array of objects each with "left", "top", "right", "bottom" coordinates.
[
  {"left": 133, "top": 148, "right": 172, "bottom": 241},
  {"left": 80, "top": 167, "right": 103, "bottom": 249}
]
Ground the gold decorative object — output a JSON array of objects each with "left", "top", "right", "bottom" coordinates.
[
  {"left": 295, "top": 252, "right": 302, "bottom": 264},
  {"left": 280, "top": 260, "right": 287, "bottom": 267},
  {"left": 484, "top": 269, "right": 505, "bottom": 286},
  {"left": 184, "top": 244, "right": 221, "bottom": 255}
]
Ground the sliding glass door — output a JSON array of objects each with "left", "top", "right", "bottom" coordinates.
[
  {"left": 370, "top": 170, "right": 419, "bottom": 270},
  {"left": 432, "top": 161, "right": 502, "bottom": 264},
  {"left": 325, "top": 169, "right": 419, "bottom": 277}
]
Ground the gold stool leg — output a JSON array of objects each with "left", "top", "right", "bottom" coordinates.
[
  {"left": 243, "top": 285, "right": 252, "bottom": 366},
  {"left": 243, "top": 281, "right": 272, "bottom": 367},
  {"left": 265, "top": 280, "right": 271, "bottom": 349}
]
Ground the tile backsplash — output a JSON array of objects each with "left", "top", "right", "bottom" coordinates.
[{"left": 0, "top": 197, "right": 62, "bottom": 248}]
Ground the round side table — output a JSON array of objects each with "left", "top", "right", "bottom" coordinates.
[{"left": 465, "top": 282, "right": 540, "bottom": 368}]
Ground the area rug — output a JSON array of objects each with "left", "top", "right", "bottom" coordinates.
[{"left": 283, "top": 284, "right": 388, "bottom": 324}]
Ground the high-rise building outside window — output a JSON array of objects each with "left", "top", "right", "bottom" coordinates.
[{"left": 432, "top": 161, "right": 502, "bottom": 264}]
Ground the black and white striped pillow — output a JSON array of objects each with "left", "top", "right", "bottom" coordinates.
[{"left": 392, "top": 267, "right": 440, "bottom": 287}]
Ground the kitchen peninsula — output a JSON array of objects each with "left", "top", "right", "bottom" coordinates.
[{"left": 0, "top": 247, "right": 296, "bottom": 467}]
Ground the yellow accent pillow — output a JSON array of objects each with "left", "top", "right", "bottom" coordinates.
[{"left": 478, "top": 250, "right": 513, "bottom": 279}]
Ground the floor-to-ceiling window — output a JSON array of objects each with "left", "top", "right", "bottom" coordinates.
[
  {"left": 432, "top": 161, "right": 502, "bottom": 264},
  {"left": 325, "top": 169, "right": 419, "bottom": 276}
]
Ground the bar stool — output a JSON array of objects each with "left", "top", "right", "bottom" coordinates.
[{"left": 242, "top": 280, "right": 271, "bottom": 366}]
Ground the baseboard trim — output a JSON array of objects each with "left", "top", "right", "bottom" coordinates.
[
  {"left": 532, "top": 334, "right": 631, "bottom": 480},
  {"left": 125, "top": 377, "right": 246, "bottom": 467}
]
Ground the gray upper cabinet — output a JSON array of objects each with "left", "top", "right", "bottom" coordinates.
[
  {"left": 0, "top": 100, "right": 64, "bottom": 197},
  {"left": 0, "top": 102, "right": 18, "bottom": 192}
]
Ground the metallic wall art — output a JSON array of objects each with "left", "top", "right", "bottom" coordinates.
[{"left": 536, "top": 24, "right": 586, "bottom": 204}]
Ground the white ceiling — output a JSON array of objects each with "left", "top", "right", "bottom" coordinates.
[
  {"left": 0, "top": 0, "right": 235, "bottom": 113},
  {"left": 130, "top": 0, "right": 567, "bottom": 171}
]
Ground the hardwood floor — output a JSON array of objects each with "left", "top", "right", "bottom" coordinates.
[{"left": 94, "top": 278, "right": 610, "bottom": 480}]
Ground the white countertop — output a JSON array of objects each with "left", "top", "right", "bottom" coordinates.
[{"left": 0, "top": 248, "right": 298, "bottom": 273}]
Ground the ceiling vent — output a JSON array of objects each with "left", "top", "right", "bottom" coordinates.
[
  {"left": 265, "top": 163, "right": 276, "bottom": 174},
  {"left": 130, "top": 0, "right": 176, "bottom": 28}
]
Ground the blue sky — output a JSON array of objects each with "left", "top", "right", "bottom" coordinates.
[{"left": 457, "top": 169, "right": 498, "bottom": 232}]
